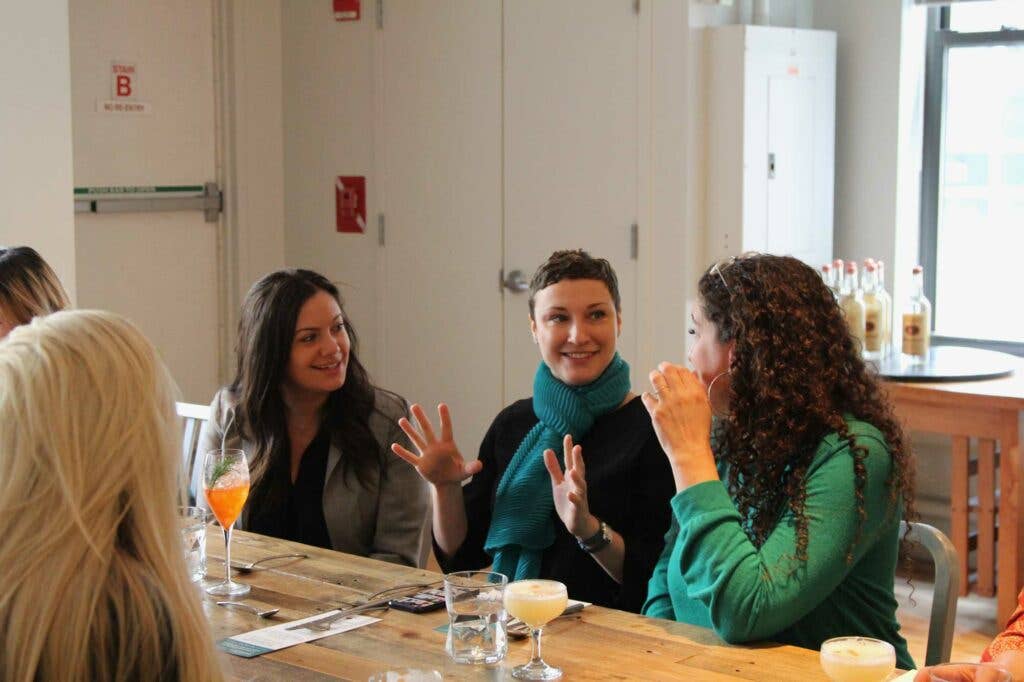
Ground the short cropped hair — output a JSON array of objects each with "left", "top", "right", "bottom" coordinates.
[{"left": 528, "top": 249, "right": 621, "bottom": 317}]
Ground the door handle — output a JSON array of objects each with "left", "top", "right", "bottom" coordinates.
[{"left": 500, "top": 269, "right": 529, "bottom": 293}]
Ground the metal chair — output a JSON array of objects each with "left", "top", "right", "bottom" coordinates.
[
  {"left": 177, "top": 401, "right": 210, "bottom": 505},
  {"left": 902, "top": 520, "right": 960, "bottom": 667}
]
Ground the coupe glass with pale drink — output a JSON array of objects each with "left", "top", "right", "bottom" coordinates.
[
  {"left": 820, "top": 636, "right": 896, "bottom": 682},
  {"left": 203, "top": 448, "right": 251, "bottom": 596},
  {"left": 504, "top": 579, "right": 568, "bottom": 680}
]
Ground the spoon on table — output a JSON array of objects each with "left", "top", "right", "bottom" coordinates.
[
  {"left": 230, "top": 552, "right": 308, "bottom": 573},
  {"left": 216, "top": 601, "right": 280, "bottom": 618}
]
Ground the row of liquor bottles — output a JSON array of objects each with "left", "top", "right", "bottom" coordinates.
[{"left": 821, "top": 259, "right": 932, "bottom": 358}]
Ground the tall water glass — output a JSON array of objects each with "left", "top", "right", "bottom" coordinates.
[
  {"left": 504, "top": 580, "right": 568, "bottom": 681},
  {"left": 928, "top": 662, "right": 1012, "bottom": 682},
  {"left": 178, "top": 506, "right": 209, "bottom": 582},
  {"left": 443, "top": 570, "right": 508, "bottom": 664},
  {"left": 203, "top": 448, "right": 250, "bottom": 596}
]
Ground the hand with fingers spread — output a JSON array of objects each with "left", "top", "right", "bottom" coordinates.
[
  {"left": 391, "top": 403, "right": 483, "bottom": 487},
  {"left": 543, "top": 434, "right": 598, "bottom": 539},
  {"left": 640, "top": 361, "right": 718, "bottom": 491}
]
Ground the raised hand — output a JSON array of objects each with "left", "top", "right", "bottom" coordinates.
[
  {"left": 391, "top": 403, "right": 482, "bottom": 487},
  {"left": 641, "top": 361, "right": 718, "bottom": 491},
  {"left": 544, "top": 434, "right": 597, "bottom": 539}
]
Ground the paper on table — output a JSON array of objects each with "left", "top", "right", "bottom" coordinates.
[
  {"left": 890, "top": 671, "right": 917, "bottom": 682},
  {"left": 219, "top": 610, "right": 380, "bottom": 658}
]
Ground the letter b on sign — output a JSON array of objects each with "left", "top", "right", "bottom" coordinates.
[{"left": 116, "top": 75, "right": 132, "bottom": 97}]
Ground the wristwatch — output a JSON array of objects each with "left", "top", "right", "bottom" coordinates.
[{"left": 576, "top": 520, "right": 611, "bottom": 553}]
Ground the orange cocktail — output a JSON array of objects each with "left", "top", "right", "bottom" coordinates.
[
  {"left": 205, "top": 482, "right": 249, "bottom": 529},
  {"left": 203, "top": 448, "right": 251, "bottom": 597}
]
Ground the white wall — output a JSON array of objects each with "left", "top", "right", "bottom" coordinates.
[
  {"left": 281, "top": 3, "right": 382, "bottom": 373},
  {"left": 217, "top": 0, "right": 287, "bottom": 366},
  {"left": 0, "top": 3, "right": 76, "bottom": 301}
]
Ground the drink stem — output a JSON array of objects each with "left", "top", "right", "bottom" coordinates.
[
  {"left": 223, "top": 524, "right": 233, "bottom": 586},
  {"left": 530, "top": 626, "right": 544, "bottom": 667}
]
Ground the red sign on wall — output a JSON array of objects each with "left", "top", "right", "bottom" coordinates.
[
  {"left": 334, "top": 0, "right": 360, "bottom": 21},
  {"left": 111, "top": 62, "right": 136, "bottom": 99},
  {"left": 336, "top": 176, "right": 366, "bottom": 233}
]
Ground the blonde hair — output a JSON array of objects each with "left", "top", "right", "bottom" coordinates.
[
  {"left": 0, "top": 310, "right": 223, "bottom": 681},
  {"left": 0, "top": 246, "right": 70, "bottom": 328}
]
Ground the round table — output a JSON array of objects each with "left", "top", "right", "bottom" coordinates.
[{"left": 871, "top": 345, "right": 1018, "bottom": 382}]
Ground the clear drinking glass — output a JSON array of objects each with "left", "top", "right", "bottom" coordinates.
[
  {"left": 928, "top": 662, "right": 1012, "bottom": 682},
  {"left": 504, "top": 579, "right": 568, "bottom": 681},
  {"left": 819, "top": 637, "right": 896, "bottom": 682},
  {"left": 202, "top": 448, "right": 250, "bottom": 596},
  {"left": 443, "top": 570, "right": 508, "bottom": 665},
  {"left": 178, "top": 506, "right": 209, "bottom": 583}
]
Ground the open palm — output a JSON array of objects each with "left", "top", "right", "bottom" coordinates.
[
  {"left": 392, "top": 403, "right": 482, "bottom": 486},
  {"left": 544, "top": 434, "right": 593, "bottom": 538}
]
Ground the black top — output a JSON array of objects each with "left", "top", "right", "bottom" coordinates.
[
  {"left": 438, "top": 396, "right": 675, "bottom": 612},
  {"left": 248, "top": 429, "right": 333, "bottom": 550}
]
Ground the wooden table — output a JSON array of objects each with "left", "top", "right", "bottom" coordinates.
[
  {"left": 885, "top": 367, "right": 1024, "bottom": 623},
  {"left": 204, "top": 531, "right": 832, "bottom": 681}
]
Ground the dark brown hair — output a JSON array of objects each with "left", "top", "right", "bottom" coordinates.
[
  {"left": 700, "top": 254, "right": 915, "bottom": 564},
  {"left": 230, "top": 269, "right": 400, "bottom": 513},
  {"left": 528, "top": 249, "right": 621, "bottom": 317},
  {"left": 0, "top": 246, "right": 70, "bottom": 326}
]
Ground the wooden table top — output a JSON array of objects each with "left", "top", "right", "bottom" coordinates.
[
  {"left": 884, "top": 361, "right": 1024, "bottom": 411},
  {"left": 204, "top": 531, "right": 835, "bottom": 681}
]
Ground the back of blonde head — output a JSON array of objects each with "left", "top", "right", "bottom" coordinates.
[{"left": 0, "top": 310, "right": 222, "bottom": 681}]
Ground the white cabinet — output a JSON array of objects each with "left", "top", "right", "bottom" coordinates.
[{"left": 705, "top": 25, "right": 836, "bottom": 269}]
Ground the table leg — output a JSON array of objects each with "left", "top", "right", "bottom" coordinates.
[{"left": 997, "top": 414, "right": 1022, "bottom": 625}]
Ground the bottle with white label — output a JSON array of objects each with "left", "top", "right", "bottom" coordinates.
[
  {"left": 861, "top": 260, "right": 883, "bottom": 357},
  {"left": 901, "top": 265, "right": 931, "bottom": 358},
  {"left": 876, "top": 260, "right": 893, "bottom": 357},
  {"left": 839, "top": 261, "right": 866, "bottom": 353}
]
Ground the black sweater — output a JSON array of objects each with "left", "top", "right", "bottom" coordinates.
[{"left": 438, "top": 396, "right": 675, "bottom": 612}]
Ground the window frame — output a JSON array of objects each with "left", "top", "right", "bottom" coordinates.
[{"left": 919, "top": 5, "right": 1024, "bottom": 355}]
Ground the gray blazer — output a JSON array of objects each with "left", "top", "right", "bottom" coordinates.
[{"left": 192, "top": 387, "right": 431, "bottom": 567}]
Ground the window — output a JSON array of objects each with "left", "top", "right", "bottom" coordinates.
[{"left": 920, "top": 0, "right": 1024, "bottom": 351}]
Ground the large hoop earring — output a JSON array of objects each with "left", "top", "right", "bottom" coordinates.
[{"left": 706, "top": 370, "right": 730, "bottom": 414}]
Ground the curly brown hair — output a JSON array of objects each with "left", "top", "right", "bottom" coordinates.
[{"left": 700, "top": 254, "right": 915, "bottom": 564}]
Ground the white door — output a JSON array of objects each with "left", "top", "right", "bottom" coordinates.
[
  {"left": 381, "top": 1, "right": 640, "bottom": 454},
  {"left": 766, "top": 75, "right": 816, "bottom": 264},
  {"left": 380, "top": 1, "right": 505, "bottom": 453},
  {"left": 69, "top": 1, "right": 221, "bottom": 403},
  {"left": 502, "top": 1, "right": 640, "bottom": 402}
]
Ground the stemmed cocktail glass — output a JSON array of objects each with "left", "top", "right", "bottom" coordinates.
[
  {"left": 504, "top": 579, "right": 568, "bottom": 680},
  {"left": 203, "top": 448, "right": 251, "bottom": 596}
]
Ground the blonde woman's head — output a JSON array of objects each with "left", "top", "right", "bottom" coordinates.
[
  {"left": 0, "top": 246, "right": 70, "bottom": 338},
  {"left": 0, "top": 310, "right": 222, "bottom": 681}
]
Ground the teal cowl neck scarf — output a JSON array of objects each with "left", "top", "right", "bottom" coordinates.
[{"left": 484, "top": 353, "right": 631, "bottom": 581}]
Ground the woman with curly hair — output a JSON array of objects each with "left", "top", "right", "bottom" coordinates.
[{"left": 641, "top": 253, "right": 915, "bottom": 669}]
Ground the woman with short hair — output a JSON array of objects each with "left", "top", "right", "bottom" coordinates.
[
  {"left": 395, "top": 249, "right": 674, "bottom": 611},
  {"left": 0, "top": 310, "right": 222, "bottom": 681}
]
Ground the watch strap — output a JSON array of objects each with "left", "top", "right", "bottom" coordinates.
[{"left": 576, "top": 520, "right": 611, "bottom": 553}]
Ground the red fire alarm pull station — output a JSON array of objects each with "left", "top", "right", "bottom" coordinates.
[
  {"left": 336, "top": 176, "right": 366, "bottom": 233},
  {"left": 334, "top": 0, "right": 360, "bottom": 21}
]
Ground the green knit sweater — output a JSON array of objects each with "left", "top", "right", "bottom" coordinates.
[{"left": 642, "top": 418, "right": 914, "bottom": 670}]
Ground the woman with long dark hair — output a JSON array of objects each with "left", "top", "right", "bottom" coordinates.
[
  {"left": 194, "top": 269, "right": 429, "bottom": 567},
  {"left": 642, "top": 254, "right": 916, "bottom": 669}
]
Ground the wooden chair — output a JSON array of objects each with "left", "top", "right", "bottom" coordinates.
[
  {"left": 950, "top": 437, "right": 999, "bottom": 598},
  {"left": 177, "top": 401, "right": 211, "bottom": 505},
  {"left": 903, "top": 520, "right": 960, "bottom": 666}
]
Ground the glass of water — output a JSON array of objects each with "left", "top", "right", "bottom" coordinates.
[
  {"left": 179, "top": 506, "right": 209, "bottom": 583},
  {"left": 443, "top": 570, "right": 508, "bottom": 665}
]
